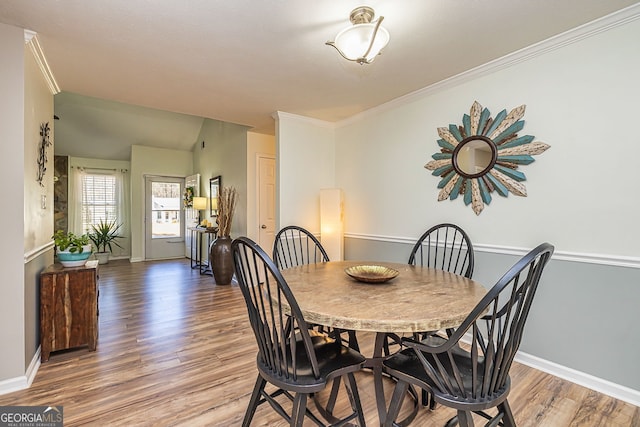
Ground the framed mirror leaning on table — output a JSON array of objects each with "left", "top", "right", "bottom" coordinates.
[{"left": 209, "top": 175, "right": 221, "bottom": 217}]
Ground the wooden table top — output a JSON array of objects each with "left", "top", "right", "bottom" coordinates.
[{"left": 280, "top": 261, "right": 487, "bottom": 333}]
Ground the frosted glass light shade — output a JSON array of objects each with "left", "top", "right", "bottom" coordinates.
[{"left": 333, "top": 23, "right": 390, "bottom": 63}]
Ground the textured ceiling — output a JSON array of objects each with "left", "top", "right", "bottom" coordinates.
[{"left": 2, "top": 1, "right": 639, "bottom": 145}]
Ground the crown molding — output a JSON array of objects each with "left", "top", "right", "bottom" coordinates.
[
  {"left": 273, "top": 111, "right": 336, "bottom": 129},
  {"left": 24, "top": 30, "right": 60, "bottom": 95},
  {"left": 337, "top": 3, "right": 640, "bottom": 128}
]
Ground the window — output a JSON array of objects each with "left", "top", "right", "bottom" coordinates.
[
  {"left": 81, "top": 173, "right": 117, "bottom": 233},
  {"left": 150, "top": 181, "right": 181, "bottom": 238},
  {"left": 69, "top": 166, "right": 129, "bottom": 258}
]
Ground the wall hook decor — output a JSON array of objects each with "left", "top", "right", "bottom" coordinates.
[
  {"left": 37, "top": 122, "right": 52, "bottom": 187},
  {"left": 425, "top": 101, "right": 549, "bottom": 215}
]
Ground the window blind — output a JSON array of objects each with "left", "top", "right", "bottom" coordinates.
[{"left": 82, "top": 174, "right": 117, "bottom": 233}]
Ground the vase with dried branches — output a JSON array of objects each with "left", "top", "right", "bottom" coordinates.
[
  {"left": 216, "top": 186, "right": 237, "bottom": 237},
  {"left": 210, "top": 186, "right": 237, "bottom": 285}
]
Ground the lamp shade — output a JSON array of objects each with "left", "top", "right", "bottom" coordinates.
[
  {"left": 193, "top": 197, "right": 207, "bottom": 211},
  {"left": 320, "top": 188, "right": 344, "bottom": 261},
  {"left": 333, "top": 23, "right": 389, "bottom": 63},
  {"left": 327, "top": 6, "right": 390, "bottom": 64}
]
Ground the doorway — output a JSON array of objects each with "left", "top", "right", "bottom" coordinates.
[
  {"left": 145, "top": 176, "right": 185, "bottom": 259},
  {"left": 184, "top": 174, "right": 200, "bottom": 258},
  {"left": 258, "top": 155, "right": 276, "bottom": 252}
]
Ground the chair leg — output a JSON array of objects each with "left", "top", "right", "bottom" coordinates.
[
  {"left": 420, "top": 387, "right": 437, "bottom": 409},
  {"left": 348, "top": 330, "right": 360, "bottom": 351},
  {"left": 456, "top": 410, "right": 474, "bottom": 427},
  {"left": 291, "top": 393, "right": 308, "bottom": 427},
  {"left": 499, "top": 400, "right": 516, "bottom": 427},
  {"left": 383, "top": 380, "right": 409, "bottom": 427},
  {"left": 325, "top": 376, "right": 342, "bottom": 415},
  {"left": 445, "top": 415, "right": 458, "bottom": 427},
  {"left": 421, "top": 389, "right": 428, "bottom": 406},
  {"left": 242, "top": 375, "right": 267, "bottom": 427},
  {"left": 383, "top": 334, "right": 391, "bottom": 356},
  {"left": 345, "top": 372, "right": 366, "bottom": 427}
]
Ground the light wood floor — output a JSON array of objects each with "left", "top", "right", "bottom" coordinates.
[{"left": 1, "top": 259, "right": 637, "bottom": 426}]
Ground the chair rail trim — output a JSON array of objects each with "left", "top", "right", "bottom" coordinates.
[{"left": 344, "top": 233, "right": 640, "bottom": 269}]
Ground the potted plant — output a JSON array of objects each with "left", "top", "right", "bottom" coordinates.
[
  {"left": 209, "top": 186, "right": 237, "bottom": 285},
  {"left": 89, "top": 219, "right": 124, "bottom": 264},
  {"left": 52, "top": 230, "right": 92, "bottom": 267}
]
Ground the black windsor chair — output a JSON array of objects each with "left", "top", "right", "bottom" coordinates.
[
  {"left": 405, "top": 223, "right": 475, "bottom": 407},
  {"left": 382, "top": 243, "right": 554, "bottom": 427},
  {"left": 408, "top": 223, "right": 474, "bottom": 277},
  {"left": 233, "top": 236, "right": 367, "bottom": 427},
  {"left": 273, "top": 225, "right": 360, "bottom": 350},
  {"left": 273, "top": 225, "right": 330, "bottom": 269}
]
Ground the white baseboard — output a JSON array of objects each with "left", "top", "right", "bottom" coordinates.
[
  {"left": 0, "top": 347, "right": 40, "bottom": 396},
  {"left": 459, "top": 334, "right": 640, "bottom": 406},
  {"left": 515, "top": 351, "right": 640, "bottom": 407}
]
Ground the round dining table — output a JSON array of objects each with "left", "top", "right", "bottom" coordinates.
[{"left": 279, "top": 260, "right": 488, "bottom": 426}]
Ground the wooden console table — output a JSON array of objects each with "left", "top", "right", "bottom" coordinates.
[{"left": 40, "top": 261, "right": 99, "bottom": 362}]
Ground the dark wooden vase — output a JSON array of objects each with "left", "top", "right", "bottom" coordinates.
[{"left": 209, "top": 236, "right": 234, "bottom": 285}]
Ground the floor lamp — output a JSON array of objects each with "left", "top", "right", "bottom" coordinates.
[{"left": 320, "top": 188, "right": 344, "bottom": 261}]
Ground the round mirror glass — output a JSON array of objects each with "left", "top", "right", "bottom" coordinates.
[{"left": 453, "top": 136, "right": 497, "bottom": 178}]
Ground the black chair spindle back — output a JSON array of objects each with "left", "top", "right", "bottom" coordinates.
[
  {"left": 273, "top": 226, "right": 329, "bottom": 269},
  {"left": 233, "top": 237, "right": 367, "bottom": 427},
  {"left": 384, "top": 243, "right": 554, "bottom": 427},
  {"left": 234, "top": 237, "right": 320, "bottom": 382},
  {"left": 408, "top": 223, "right": 474, "bottom": 279}
]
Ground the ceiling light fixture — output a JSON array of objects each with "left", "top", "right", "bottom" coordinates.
[{"left": 326, "top": 6, "right": 390, "bottom": 65}]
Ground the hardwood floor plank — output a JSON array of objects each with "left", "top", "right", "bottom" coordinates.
[{"left": 0, "top": 259, "right": 636, "bottom": 426}]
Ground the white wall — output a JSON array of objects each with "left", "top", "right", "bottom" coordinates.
[
  {"left": 130, "top": 145, "right": 193, "bottom": 261},
  {"left": 23, "top": 34, "right": 56, "bottom": 380},
  {"left": 0, "top": 25, "right": 56, "bottom": 391},
  {"left": 275, "top": 13, "right": 640, "bottom": 397},
  {"left": 192, "top": 118, "right": 249, "bottom": 238},
  {"left": 275, "top": 112, "right": 335, "bottom": 233},
  {"left": 0, "top": 22, "right": 27, "bottom": 385},
  {"left": 334, "top": 15, "right": 640, "bottom": 259},
  {"left": 24, "top": 41, "right": 54, "bottom": 253}
]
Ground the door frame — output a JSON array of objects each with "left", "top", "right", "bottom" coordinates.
[{"left": 144, "top": 175, "right": 186, "bottom": 260}]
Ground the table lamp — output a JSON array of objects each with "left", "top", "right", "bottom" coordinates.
[{"left": 193, "top": 197, "right": 207, "bottom": 225}]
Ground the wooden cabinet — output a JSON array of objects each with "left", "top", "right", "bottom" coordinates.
[{"left": 40, "top": 262, "right": 98, "bottom": 362}]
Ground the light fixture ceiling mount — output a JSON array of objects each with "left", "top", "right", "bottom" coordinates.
[{"left": 326, "top": 6, "right": 390, "bottom": 65}]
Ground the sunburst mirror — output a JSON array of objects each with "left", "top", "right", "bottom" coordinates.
[{"left": 425, "top": 101, "right": 549, "bottom": 215}]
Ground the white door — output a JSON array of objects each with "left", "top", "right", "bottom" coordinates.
[
  {"left": 145, "top": 176, "right": 185, "bottom": 260},
  {"left": 258, "top": 156, "right": 276, "bottom": 252},
  {"left": 184, "top": 174, "right": 200, "bottom": 258}
]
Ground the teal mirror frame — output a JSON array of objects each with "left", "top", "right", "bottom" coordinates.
[{"left": 425, "top": 101, "right": 550, "bottom": 215}]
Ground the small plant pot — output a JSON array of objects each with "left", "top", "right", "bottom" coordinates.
[
  {"left": 57, "top": 244, "right": 92, "bottom": 267},
  {"left": 94, "top": 252, "right": 110, "bottom": 265}
]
